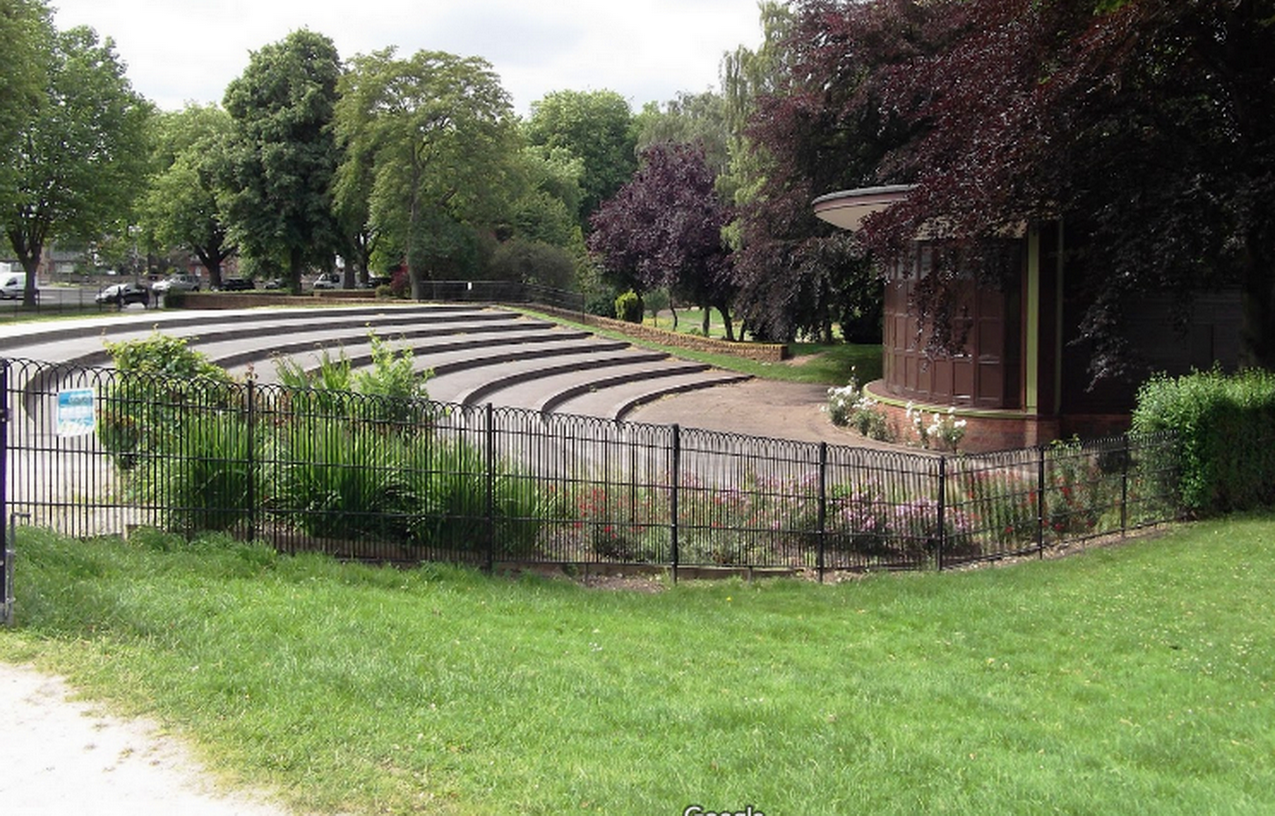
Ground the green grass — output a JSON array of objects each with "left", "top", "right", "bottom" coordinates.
[{"left": 4, "top": 517, "right": 1275, "bottom": 814}]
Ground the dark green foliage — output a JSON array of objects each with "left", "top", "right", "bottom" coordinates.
[
  {"left": 222, "top": 30, "right": 342, "bottom": 291},
  {"left": 488, "top": 238, "right": 576, "bottom": 290},
  {"left": 98, "top": 333, "right": 237, "bottom": 468},
  {"left": 1132, "top": 368, "right": 1275, "bottom": 515},
  {"left": 614, "top": 290, "right": 643, "bottom": 324},
  {"left": 135, "top": 410, "right": 258, "bottom": 533}
]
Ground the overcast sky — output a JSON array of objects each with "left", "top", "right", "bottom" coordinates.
[{"left": 51, "top": 0, "right": 765, "bottom": 117}]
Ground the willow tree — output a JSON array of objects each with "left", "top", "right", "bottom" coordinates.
[{"left": 334, "top": 48, "right": 517, "bottom": 299}]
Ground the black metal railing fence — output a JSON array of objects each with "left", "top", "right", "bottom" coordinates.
[{"left": 1, "top": 357, "right": 1181, "bottom": 577}]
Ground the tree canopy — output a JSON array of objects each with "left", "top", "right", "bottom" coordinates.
[
  {"left": 143, "top": 105, "right": 236, "bottom": 287},
  {"left": 589, "top": 142, "right": 737, "bottom": 338},
  {"left": 334, "top": 47, "right": 516, "bottom": 299},
  {"left": 0, "top": 0, "right": 50, "bottom": 215},
  {"left": 4, "top": 23, "right": 152, "bottom": 306},
  {"left": 525, "top": 90, "right": 637, "bottom": 226},
  {"left": 222, "top": 29, "right": 342, "bottom": 292},
  {"left": 725, "top": 0, "right": 903, "bottom": 342}
]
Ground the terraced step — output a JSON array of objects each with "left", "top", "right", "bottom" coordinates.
[{"left": 543, "top": 369, "right": 753, "bottom": 420}]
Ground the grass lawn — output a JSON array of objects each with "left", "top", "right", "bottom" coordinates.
[{"left": 3, "top": 517, "right": 1273, "bottom": 814}]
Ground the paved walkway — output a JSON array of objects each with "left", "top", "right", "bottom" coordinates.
[{"left": 0, "top": 663, "right": 304, "bottom": 816}]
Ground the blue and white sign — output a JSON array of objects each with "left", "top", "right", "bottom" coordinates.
[{"left": 57, "top": 388, "right": 96, "bottom": 437}]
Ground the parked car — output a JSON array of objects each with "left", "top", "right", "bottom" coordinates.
[
  {"left": 362, "top": 275, "right": 393, "bottom": 289},
  {"left": 312, "top": 272, "right": 341, "bottom": 290},
  {"left": 151, "top": 273, "right": 201, "bottom": 294},
  {"left": 263, "top": 277, "right": 285, "bottom": 290},
  {"left": 218, "top": 277, "right": 255, "bottom": 291},
  {"left": 95, "top": 282, "right": 150, "bottom": 307},
  {"left": 0, "top": 272, "right": 36, "bottom": 300}
]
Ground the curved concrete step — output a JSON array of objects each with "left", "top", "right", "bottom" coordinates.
[
  {"left": 2, "top": 304, "right": 520, "bottom": 370},
  {"left": 542, "top": 369, "right": 753, "bottom": 420},
  {"left": 441, "top": 350, "right": 677, "bottom": 406},
  {"left": 203, "top": 319, "right": 566, "bottom": 376}
]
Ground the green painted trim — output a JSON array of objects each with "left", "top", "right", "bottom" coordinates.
[{"left": 1025, "top": 227, "right": 1041, "bottom": 413}]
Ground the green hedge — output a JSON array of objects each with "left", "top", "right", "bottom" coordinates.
[{"left": 1132, "top": 367, "right": 1275, "bottom": 514}]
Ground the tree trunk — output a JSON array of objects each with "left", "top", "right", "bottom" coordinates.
[
  {"left": 289, "top": 245, "right": 305, "bottom": 294},
  {"left": 6, "top": 224, "right": 44, "bottom": 310},
  {"left": 713, "top": 299, "right": 736, "bottom": 342}
]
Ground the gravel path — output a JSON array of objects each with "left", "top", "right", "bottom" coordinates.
[{"left": 0, "top": 663, "right": 303, "bottom": 816}]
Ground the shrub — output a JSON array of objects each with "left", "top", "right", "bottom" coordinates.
[
  {"left": 826, "top": 369, "right": 893, "bottom": 442},
  {"left": 98, "top": 333, "right": 238, "bottom": 468},
  {"left": 131, "top": 409, "right": 259, "bottom": 533},
  {"left": 614, "top": 290, "right": 643, "bottom": 324},
  {"left": 1132, "top": 366, "right": 1275, "bottom": 514}
]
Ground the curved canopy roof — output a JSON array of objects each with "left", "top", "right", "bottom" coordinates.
[{"left": 812, "top": 184, "right": 915, "bottom": 231}]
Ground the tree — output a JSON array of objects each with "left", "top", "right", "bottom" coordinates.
[
  {"left": 846, "top": 0, "right": 1275, "bottom": 378},
  {"left": 221, "top": 29, "right": 341, "bottom": 293},
  {"left": 727, "top": 0, "right": 912, "bottom": 342},
  {"left": 143, "top": 105, "right": 236, "bottom": 288},
  {"left": 524, "top": 90, "right": 637, "bottom": 225},
  {"left": 634, "top": 91, "right": 731, "bottom": 181},
  {"left": 588, "top": 143, "right": 738, "bottom": 339},
  {"left": 4, "top": 24, "right": 153, "bottom": 307},
  {"left": 334, "top": 48, "right": 517, "bottom": 299},
  {"left": 0, "top": 0, "right": 49, "bottom": 214},
  {"left": 504, "top": 145, "right": 585, "bottom": 249}
]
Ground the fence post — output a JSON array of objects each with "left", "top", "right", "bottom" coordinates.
[
  {"left": 1120, "top": 434, "right": 1131, "bottom": 537},
  {"left": 246, "top": 379, "right": 257, "bottom": 543},
  {"left": 670, "top": 424, "right": 680, "bottom": 584},
  {"left": 936, "top": 455, "right": 947, "bottom": 571},
  {"left": 485, "top": 402, "right": 496, "bottom": 574},
  {"left": 0, "top": 360, "right": 8, "bottom": 554},
  {"left": 1, "top": 361, "right": 10, "bottom": 625},
  {"left": 817, "top": 442, "right": 827, "bottom": 583},
  {"left": 1037, "top": 446, "right": 1047, "bottom": 558}
]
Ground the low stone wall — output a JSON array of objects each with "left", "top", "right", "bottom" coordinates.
[
  {"left": 532, "top": 306, "right": 788, "bottom": 363},
  {"left": 174, "top": 292, "right": 305, "bottom": 309},
  {"left": 865, "top": 381, "right": 1062, "bottom": 452}
]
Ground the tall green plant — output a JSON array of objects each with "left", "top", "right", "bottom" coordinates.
[
  {"left": 132, "top": 410, "right": 259, "bottom": 533},
  {"left": 98, "top": 333, "right": 237, "bottom": 468}
]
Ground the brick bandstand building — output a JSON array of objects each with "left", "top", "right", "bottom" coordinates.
[{"left": 814, "top": 185, "right": 1241, "bottom": 451}]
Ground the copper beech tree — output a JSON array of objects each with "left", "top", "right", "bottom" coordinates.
[
  {"left": 588, "top": 143, "right": 737, "bottom": 339},
  {"left": 746, "top": 0, "right": 1275, "bottom": 376}
]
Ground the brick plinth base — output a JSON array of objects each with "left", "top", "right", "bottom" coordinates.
[{"left": 863, "top": 381, "right": 1131, "bottom": 453}]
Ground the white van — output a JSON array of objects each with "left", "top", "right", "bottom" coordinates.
[{"left": 0, "top": 272, "right": 35, "bottom": 299}]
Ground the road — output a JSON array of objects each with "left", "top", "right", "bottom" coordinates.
[{"left": 0, "top": 282, "right": 156, "bottom": 314}]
